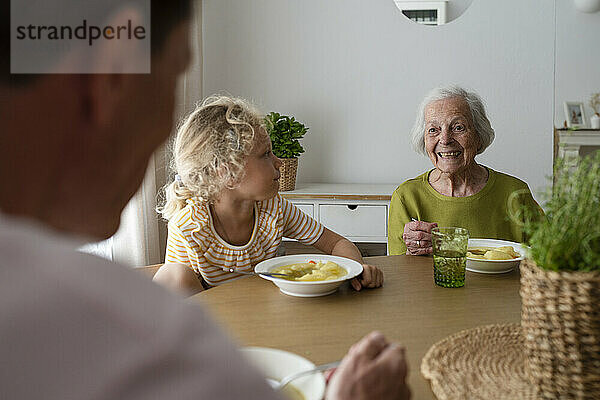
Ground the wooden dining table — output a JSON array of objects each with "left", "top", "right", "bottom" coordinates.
[{"left": 190, "top": 255, "right": 521, "bottom": 399}]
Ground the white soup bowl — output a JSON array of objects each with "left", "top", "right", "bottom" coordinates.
[
  {"left": 254, "top": 254, "right": 363, "bottom": 297},
  {"left": 467, "top": 238, "right": 527, "bottom": 274}
]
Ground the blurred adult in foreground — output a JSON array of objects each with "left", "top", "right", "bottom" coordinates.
[
  {"left": 388, "top": 86, "right": 540, "bottom": 255},
  {"left": 0, "top": 1, "right": 409, "bottom": 399}
]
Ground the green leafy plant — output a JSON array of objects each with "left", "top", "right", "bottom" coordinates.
[
  {"left": 265, "top": 112, "right": 309, "bottom": 159},
  {"left": 515, "top": 151, "right": 600, "bottom": 272}
]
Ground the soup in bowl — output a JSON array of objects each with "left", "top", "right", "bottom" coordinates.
[
  {"left": 255, "top": 254, "right": 363, "bottom": 297},
  {"left": 466, "top": 238, "right": 527, "bottom": 274},
  {"left": 271, "top": 260, "right": 347, "bottom": 281}
]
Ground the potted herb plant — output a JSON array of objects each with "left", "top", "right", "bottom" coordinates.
[
  {"left": 516, "top": 151, "right": 600, "bottom": 398},
  {"left": 265, "top": 112, "right": 309, "bottom": 191}
]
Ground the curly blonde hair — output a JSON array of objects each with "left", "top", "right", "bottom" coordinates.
[{"left": 157, "top": 95, "right": 265, "bottom": 221}]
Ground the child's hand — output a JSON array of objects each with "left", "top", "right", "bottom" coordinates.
[{"left": 351, "top": 264, "right": 384, "bottom": 291}]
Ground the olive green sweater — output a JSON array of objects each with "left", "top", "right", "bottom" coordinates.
[{"left": 388, "top": 168, "right": 540, "bottom": 255}]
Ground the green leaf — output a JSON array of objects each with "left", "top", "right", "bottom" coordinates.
[
  {"left": 265, "top": 111, "right": 310, "bottom": 159},
  {"left": 513, "top": 151, "right": 600, "bottom": 271}
]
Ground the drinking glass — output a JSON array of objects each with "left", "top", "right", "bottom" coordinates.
[{"left": 431, "top": 227, "right": 469, "bottom": 288}]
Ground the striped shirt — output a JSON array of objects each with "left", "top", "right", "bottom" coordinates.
[{"left": 165, "top": 194, "right": 324, "bottom": 287}]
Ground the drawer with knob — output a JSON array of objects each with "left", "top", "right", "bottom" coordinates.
[{"left": 318, "top": 204, "right": 387, "bottom": 238}]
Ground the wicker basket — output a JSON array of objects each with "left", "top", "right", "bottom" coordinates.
[
  {"left": 421, "top": 323, "right": 536, "bottom": 399},
  {"left": 279, "top": 158, "right": 298, "bottom": 192},
  {"left": 520, "top": 259, "right": 600, "bottom": 399}
]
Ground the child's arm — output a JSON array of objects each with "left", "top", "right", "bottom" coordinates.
[
  {"left": 154, "top": 224, "right": 206, "bottom": 296},
  {"left": 153, "top": 263, "right": 205, "bottom": 296},
  {"left": 312, "top": 228, "right": 384, "bottom": 291}
]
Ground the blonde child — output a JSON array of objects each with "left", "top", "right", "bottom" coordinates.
[{"left": 154, "top": 95, "right": 384, "bottom": 294}]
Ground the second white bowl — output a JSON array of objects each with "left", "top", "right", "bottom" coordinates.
[
  {"left": 239, "top": 347, "right": 325, "bottom": 400},
  {"left": 467, "top": 238, "right": 527, "bottom": 274}
]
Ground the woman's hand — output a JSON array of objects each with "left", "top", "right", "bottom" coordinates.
[
  {"left": 351, "top": 264, "right": 384, "bottom": 291},
  {"left": 403, "top": 220, "right": 437, "bottom": 256},
  {"left": 325, "top": 331, "right": 411, "bottom": 400}
]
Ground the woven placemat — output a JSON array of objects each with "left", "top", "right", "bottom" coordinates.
[{"left": 421, "top": 323, "right": 537, "bottom": 400}]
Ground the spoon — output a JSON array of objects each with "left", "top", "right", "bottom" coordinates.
[
  {"left": 227, "top": 268, "right": 292, "bottom": 278},
  {"left": 266, "top": 361, "right": 341, "bottom": 392}
]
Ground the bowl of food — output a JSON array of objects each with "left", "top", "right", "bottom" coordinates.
[
  {"left": 466, "top": 238, "right": 527, "bottom": 274},
  {"left": 254, "top": 254, "right": 363, "bottom": 297},
  {"left": 240, "top": 346, "right": 326, "bottom": 400}
]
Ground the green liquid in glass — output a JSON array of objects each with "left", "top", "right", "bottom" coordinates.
[{"left": 433, "top": 250, "right": 466, "bottom": 288}]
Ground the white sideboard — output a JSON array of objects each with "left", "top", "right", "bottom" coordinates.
[
  {"left": 556, "top": 129, "right": 600, "bottom": 163},
  {"left": 280, "top": 183, "right": 398, "bottom": 243}
]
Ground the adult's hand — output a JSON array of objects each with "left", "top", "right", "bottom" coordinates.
[
  {"left": 403, "top": 220, "right": 437, "bottom": 256},
  {"left": 326, "top": 331, "right": 410, "bottom": 400}
]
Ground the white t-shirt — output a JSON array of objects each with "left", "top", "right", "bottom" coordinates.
[{"left": 0, "top": 214, "right": 282, "bottom": 400}]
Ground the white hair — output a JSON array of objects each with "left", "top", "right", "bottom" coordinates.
[{"left": 410, "top": 85, "right": 495, "bottom": 156}]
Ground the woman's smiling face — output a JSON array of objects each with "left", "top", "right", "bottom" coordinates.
[{"left": 423, "top": 97, "right": 481, "bottom": 176}]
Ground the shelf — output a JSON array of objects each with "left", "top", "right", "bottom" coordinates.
[{"left": 279, "top": 183, "right": 397, "bottom": 201}]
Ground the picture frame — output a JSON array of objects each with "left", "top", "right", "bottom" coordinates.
[{"left": 564, "top": 101, "right": 586, "bottom": 128}]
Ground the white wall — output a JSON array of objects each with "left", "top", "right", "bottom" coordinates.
[
  {"left": 446, "top": 0, "right": 474, "bottom": 23},
  {"left": 202, "top": 0, "right": 555, "bottom": 197},
  {"left": 555, "top": 1, "right": 600, "bottom": 126}
]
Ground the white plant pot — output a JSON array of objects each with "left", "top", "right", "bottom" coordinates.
[{"left": 591, "top": 113, "right": 600, "bottom": 129}]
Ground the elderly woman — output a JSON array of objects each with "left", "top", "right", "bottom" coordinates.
[{"left": 388, "top": 86, "right": 540, "bottom": 255}]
